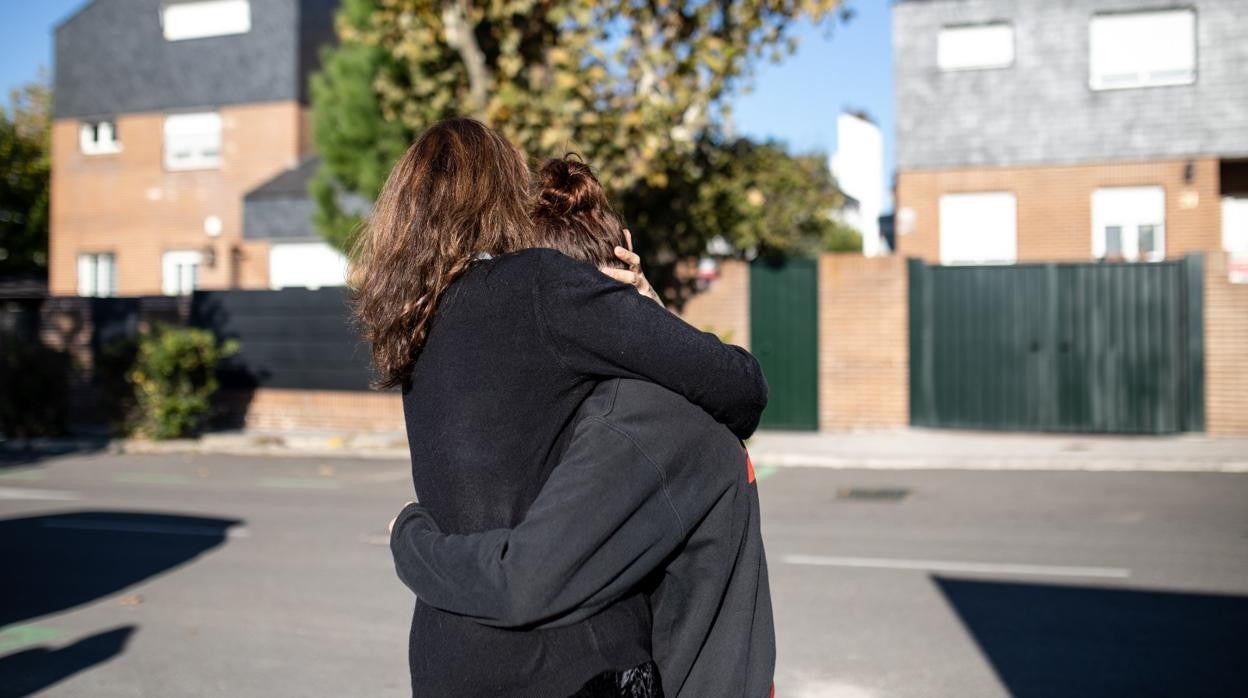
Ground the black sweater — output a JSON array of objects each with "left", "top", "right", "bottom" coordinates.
[
  {"left": 391, "top": 378, "right": 776, "bottom": 697},
  {"left": 399, "top": 249, "right": 767, "bottom": 696}
]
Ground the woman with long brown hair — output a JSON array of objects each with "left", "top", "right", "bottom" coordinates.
[{"left": 354, "top": 118, "right": 766, "bottom": 696}]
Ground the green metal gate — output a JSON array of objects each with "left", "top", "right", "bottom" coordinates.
[
  {"left": 909, "top": 256, "right": 1205, "bottom": 433},
  {"left": 750, "top": 257, "right": 819, "bottom": 430}
]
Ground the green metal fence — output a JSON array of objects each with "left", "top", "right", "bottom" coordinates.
[
  {"left": 909, "top": 256, "right": 1204, "bottom": 433},
  {"left": 750, "top": 257, "right": 819, "bottom": 430}
]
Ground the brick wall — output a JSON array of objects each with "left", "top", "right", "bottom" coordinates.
[
  {"left": 677, "top": 259, "right": 750, "bottom": 350},
  {"left": 230, "top": 388, "right": 405, "bottom": 433},
  {"left": 38, "top": 296, "right": 187, "bottom": 372},
  {"left": 38, "top": 298, "right": 96, "bottom": 374},
  {"left": 1205, "top": 252, "right": 1248, "bottom": 435},
  {"left": 50, "top": 101, "right": 310, "bottom": 296},
  {"left": 896, "top": 158, "right": 1222, "bottom": 263},
  {"left": 37, "top": 296, "right": 188, "bottom": 426},
  {"left": 816, "top": 255, "right": 909, "bottom": 430}
]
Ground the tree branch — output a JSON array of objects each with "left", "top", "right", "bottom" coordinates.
[{"left": 441, "top": 0, "right": 491, "bottom": 115}]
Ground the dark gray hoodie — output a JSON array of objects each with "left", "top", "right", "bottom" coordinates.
[{"left": 390, "top": 378, "right": 775, "bottom": 697}]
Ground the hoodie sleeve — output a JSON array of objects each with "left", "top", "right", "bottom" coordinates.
[
  {"left": 390, "top": 416, "right": 731, "bottom": 629},
  {"left": 533, "top": 250, "right": 767, "bottom": 439}
]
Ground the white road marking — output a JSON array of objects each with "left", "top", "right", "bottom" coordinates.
[
  {"left": 782, "top": 554, "right": 1130, "bottom": 579},
  {"left": 41, "top": 519, "right": 250, "bottom": 539},
  {"left": 0, "top": 487, "right": 79, "bottom": 501}
]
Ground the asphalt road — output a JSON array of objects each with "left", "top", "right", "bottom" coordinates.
[{"left": 1, "top": 450, "right": 1246, "bottom": 697}]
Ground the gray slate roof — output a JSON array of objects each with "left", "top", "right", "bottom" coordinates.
[
  {"left": 893, "top": 0, "right": 1248, "bottom": 169},
  {"left": 245, "top": 155, "right": 322, "bottom": 199},
  {"left": 54, "top": 0, "right": 339, "bottom": 119},
  {"left": 243, "top": 156, "right": 371, "bottom": 241}
]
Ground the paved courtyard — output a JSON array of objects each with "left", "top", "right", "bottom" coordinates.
[{"left": 2, "top": 450, "right": 1246, "bottom": 697}]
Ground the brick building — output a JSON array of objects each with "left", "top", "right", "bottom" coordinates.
[
  {"left": 889, "top": 0, "right": 1248, "bottom": 435},
  {"left": 49, "top": 0, "right": 342, "bottom": 298},
  {"left": 892, "top": 0, "right": 1248, "bottom": 265}
]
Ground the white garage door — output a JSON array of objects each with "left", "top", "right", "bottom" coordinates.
[{"left": 269, "top": 242, "right": 348, "bottom": 290}]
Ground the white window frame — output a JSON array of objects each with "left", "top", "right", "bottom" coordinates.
[
  {"left": 163, "top": 112, "right": 223, "bottom": 171},
  {"left": 1089, "top": 9, "right": 1196, "bottom": 91},
  {"left": 939, "top": 192, "right": 1018, "bottom": 265},
  {"left": 937, "top": 23, "right": 1015, "bottom": 72},
  {"left": 77, "top": 252, "right": 117, "bottom": 297},
  {"left": 162, "top": 0, "right": 251, "bottom": 42},
  {"left": 1091, "top": 186, "right": 1166, "bottom": 262},
  {"left": 162, "top": 250, "right": 203, "bottom": 296},
  {"left": 79, "top": 120, "right": 121, "bottom": 155}
]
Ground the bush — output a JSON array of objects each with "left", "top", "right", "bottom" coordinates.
[
  {"left": 0, "top": 337, "right": 73, "bottom": 439},
  {"left": 129, "top": 325, "right": 238, "bottom": 440}
]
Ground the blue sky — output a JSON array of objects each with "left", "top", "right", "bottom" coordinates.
[{"left": 0, "top": 0, "right": 895, "bottom": 210}]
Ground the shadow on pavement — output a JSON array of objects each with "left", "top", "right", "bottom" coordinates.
[
  {"left": 934, "top": 576, "right": 1248, "bottom": 698},
  {"left": 0, "top": 440, "right": 111, "bottom": 469},
  {"left": 0, "top": 626, "right": 135, "bottom": 698},
  {"left": 0, "top": 511, "right": 241, "bottom": 696}
]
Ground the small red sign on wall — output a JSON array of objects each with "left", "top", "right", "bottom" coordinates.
[{"left": 1230, "top": 256, "right": 1248, "bottom": 284}]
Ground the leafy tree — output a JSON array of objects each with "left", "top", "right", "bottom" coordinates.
[
  {"left": 0, "top": 77, "right": 52, "bottom": 278},
  {"left": 614, "top": 136, "right": 858, "bottom": 296},
  {"left": 311, "top": 0, "right": 855, "bottom": 288},
  {"left": 674, "top": 137, "right": 859, "bottom": 258}
]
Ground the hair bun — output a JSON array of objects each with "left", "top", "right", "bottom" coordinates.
[
  {"left": 535, "top": 157, "right": 601, "bottom": 218},
  {"left": 529, "top": 155, "right": 626, "bottom": 269}
]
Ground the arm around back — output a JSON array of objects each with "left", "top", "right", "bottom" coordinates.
[
  {"left": 389, "top": 416, "right": 722, "bottom": 629},
  {"left": 534, "top": 250, "right": 767, "bottom": 439}
]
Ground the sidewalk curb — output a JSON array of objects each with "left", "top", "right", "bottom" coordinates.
[
  {"left": 7, "top": 435, "right": 1247, "bottom": 473},
  {"left": 747, "top": 452, "right": 1248, "bottom": 473},
  {"left": 116, "top": 437, "right": 410, "bottom": 461}
]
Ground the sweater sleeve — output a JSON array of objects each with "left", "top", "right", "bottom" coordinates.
[
  {"left": 389, "top": 417, "right": 728, "bottom": 629},
  {"left": 534, "top": 250, "right": 767, "bottom": 439}
]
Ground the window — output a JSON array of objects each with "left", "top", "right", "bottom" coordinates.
[
  {"left": 1225, "top": 196, "right": 1248, "bottom": 254},
  {"left": 1090, "top": 10, "right": 1196, "bottom": 90},
  {"left": 77, "top": 253, "right": 117, "bottom": 297},
  {"left": 79, "top": 120, "right": 121, "bottom": 155},
  {"left": 164, "top": 112, "right": 222, "bottom": 171},
  {"left": 1225, "top": 196, "right": 1248, "bottom": 283},
  {"left": 1138, "top": 224, "right": 1158, "bottom": 258},
  {"left": 938, "top": 23, "right": 1014, "bottom": 71},
  {"left": 162, "top": 250, "right": 203, "bottom": 295},
  {"left": 268, "top": 242, "right": 348, "bottom": 290},
  {"left": 939, "top": 192, "right": 1017, "bottom": 264},
  {"left": 1104, "top": 225, "right": 1124, "bottom": 259},
  {"left": 1092, "top": 186, "right": 1166, "bottom": 262},
  {"left": 162, "top": 0, "right": 251, "bottom": 41}
]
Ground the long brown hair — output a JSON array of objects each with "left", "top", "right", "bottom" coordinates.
[
  {"left": 350, "top": 118, "right": 538, "bottom": 389},
  {"left": 532, "top": 156, "right": 628, "bottom": 270}
]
